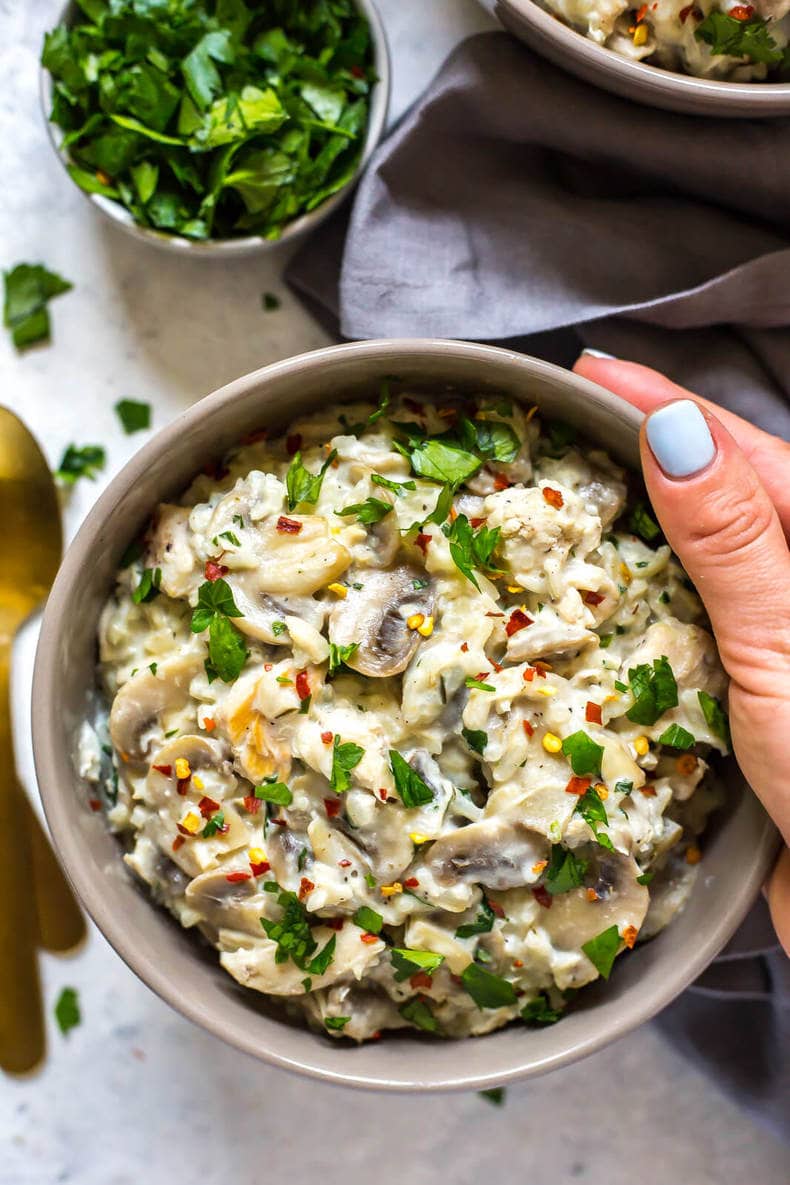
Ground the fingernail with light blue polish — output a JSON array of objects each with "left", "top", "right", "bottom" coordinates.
[
  {"left": 581, "top": 348, "right": 615, "bottom": 360},
  {"left": 646, "top": 400, "right": 716, "bottom": 478}
]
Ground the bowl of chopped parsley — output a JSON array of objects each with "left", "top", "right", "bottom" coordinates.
[{"left": 40, "top": 0, "right": 390, "bottom": 252}]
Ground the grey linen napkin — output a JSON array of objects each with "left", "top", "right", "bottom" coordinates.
[{"left": 286, "top": 31, "right": 789, "bottom": 1138}]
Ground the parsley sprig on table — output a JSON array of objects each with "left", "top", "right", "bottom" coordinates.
[{"left": 42, "top": 0, "right": 376, "bottom": 241}]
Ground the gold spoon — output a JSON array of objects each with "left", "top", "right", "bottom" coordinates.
[{"left": 0, "top": 406, "right": 85, "bottom": 1073}]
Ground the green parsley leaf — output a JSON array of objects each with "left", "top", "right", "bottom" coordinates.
[
  {"left": 391, "top": 948, "right": 444, "bottom": 982},
  {"left": 54, "top": 444, "right": 105, "bottom": 485},
  {"left": 636, "top": 871, "right": 655, "bottom": 886},
  {"left": 3, "top": 263, "right": 72, "bottom": 349},
  {"left": 457, "top": 416, "right": 520, "bottom": 463},
  {"left": 658, "top": 723, "right": 695, "bottom": 749},
  {"left": 371, "top": 473, "right": 416, "bottom": 495},
  {"left": 461, "top": 963, "right": 517, "bottom": 1009},
  {"left": 456, "top": 900, "right": 495, "bottom": 939},
  {"left": 479, "top": 1087, "right": 506, "bottom": 1106},
  {"left": 443, "top": 514, "right": 503, "bottom": 590},
  {"left": 353, "top": 905, "right": 383, "bottom": 934},
  {"left": 336, "top": 496, "right": 392, "bottom": 524},
  {"left": 465, "top": 677, "right": 495, "bottom": 692},
  {"left": 614, "top": 779, "right": 634, "bottom": 796},
  {"left": 262, "top": 292, "right": 280, "bottom": 311},
  {"left": 202, "top": 810, "right": 225, "bottom": 838},
  {"left": 405, "top": 437, "right": 482, "bottom": 487},
  {"left": 389, "top": 750, "right": 434, "bottom": 808},
  {"left": 545, "top": 420, "right": 576, "bottom": 457},
  {"left": 695, "top": 10, "right": 782, "bottom": 64},
  {"left": 582, "top": 925, "right": 622, "bottom": 980},
  {"left": 364, "top": 872, "right": 377, "bottom": 889},
  {"left": 191, "top": 578, "right": 243, "bottom": 631},
  {"left": 543, "top": 844, "right": 588, "bottom": 895},
  {"left": 205, "top": 612, "right": 248, "bottom": 683},
  {"left": 131, "top": 566, "right": 161, "bottom": 605},
  {"left": 575, "top": 788, "right": 614, "bottom": 852},
  {"left": 260, "top": 886, "right": 333, "bottom": 973},
  {"left": 521, "top": 994, "right": 563, "bottom": 1026},
  {"left": 114, "top": 399, "right": 151, "bottom": 434},
  {"left": 324, "top": 1015, "right": 351, "bottom": 1031},
  {"left": 422, "top": 481, "right": 454, "bottom": 527},
  {"left": 271, "top": 620, "right": 287, "bottom": 637},
  {"left": 399, "top": 997, "right": 439, "bottom": 1033},
  {"left": 698, "top": 690, "right": 731, "bottom": 748},
  {"left": 286, "top": 450, "right": 337, "bottom": 511},
  {"left": 628, "top": 501, "right": 660, "bottom": 542},
  {"left": 599, "top": 634, "right": 613, "bottom": 649},
  {"left": 308, "top": 934, "right": 336, "bottom": 976},
  {"left": 217, "top": 530, "right": 241, "bottom": 547},
  {"left": 328, "top": 641, "right": 360, "bottom": 676},
  {"left": 254, "top": 781, "right": 292, "bottom": 806},
  {"left": 626, "top": 657, "right": 678, "bottom": 726},
  {"left": 461, "top": 727, "right": 488, "bottom": 755},
  {"left": 561, "top": 730, "right": 604, "bottom": 777},
  {"left": 330, "top": 735, "right": 364, "bottom": 793},
  {"left": 54, "top": 986, "right": 81, "bottom": 1036}
]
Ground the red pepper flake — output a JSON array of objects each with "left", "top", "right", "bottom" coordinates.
[
  {"left": 226, "top": 871, "right": 251, "bottom": 883},
  {"left": 586, "top": 887, "right": 599, "bottom": 903},
  {"left": 635, "top": 3, "right": 648, "bottom": 19},
  {"left": 243, "top": 795, "right": 262, "bottom": 814},
  {"left": 152, "top": 763, "right": 172, "bottom": 777},
  {"left": 298, "top": 877, "right": 315, "bottom": 899},
  {"left": 585, "top": 702, "right": 603, "bottom": 725},
  {"left": 286, "top": 433, "right": 302, "bottom": 455},
  {"left": 484, "top": 611, "right": 505, "bottom": 618},
  {"left": 542, "top": 486, "right": 564, "bottom": 509},
  {"left": 488, "top": 898, "right": 505, "bottom": 918},
  {"left": 350, "top": 63, "right": 365, "bottom": 78},
  {"left": 582, "top": 589, "right": 605, "bottom": 607},
  {"left": 295, "top": 670, "right": 311, "bottom": 701},
  {"left": 176, "top": 822, "right": 193, "bottom": 837},
  {"left": 492, "top": 473, "right": 510, "bottom": 491},
  {"left": 377, "top": 787, "right": 389, "bottom": 802},
  {"left": 410, "top": 971, "right": 434, "bottom": 991},
  {"left": 506, "top": 608, "right": 533, "bottom": 637},
  {"left": 276, "top": 515, "right": 302, "bottom": 534},
  {"left": 523, "top": 666, "right": 535, "bottom": 682},
  {"left": 172, "top": 835, "right": 186, "bottom": 852},
  {"left": 205, "top": 559, "right": 229, "bottom": 582},
  {"left": 324, "top": 798, "right": 341, "bottom": 818},
  {"left": 622, "top": 924, "right": 639, "bottom": 950},
  {"left": 241, "top": 427, "right": 268, "bottom": 445},
  {"left": 88, "top": 798, "right": 102, "bottom": 812},
  {"left": 270, "top": 818, "right": 288, "bottom": 826},
  {"left": 532, "top": 885, "right": 553, "bottom": 909},
  {"left": 513, "top": 958, "right": 524, "bottom": 969},
  {"left": 533, "top": 661, "right": 549, "bottom": 677},
  {"left": 470, "top": 516, "right": 486, "bottom": 529},
  {"left": 338, "top": 858, "right": 352, "bottom": 868},
  {"left": 730, "top": 3, "right": 753, "bottom": 16},
  {"left": 370, "top": 1030, "right": 382, "bottom": 1040},
  {"left": 203, "top": 718, "right": 216, "bottom": 733},
  {"left": 176, "top": 777, "right": 191, "bottom": 796},
  {"left": 523, "top": 719, "right": 535, "bottom": 739},
  {"left": 641, "top": 785, "right": 657, "bottom": 797},
  {"left": 250, "top": 860, "right": 271, "bottom": 876},
  {"left": 565, "top": 775, "right": 593, "bottom": 796},
  {"left": 198, "top": 795, "right": 220, "bottom": 819},
  {"left": 414, "top": 532, "right": 431, "bottom": 556},
  {"left": 321, "top": 730, "right": 334, "bottom": 745},
  {"left": 360, "top": 932, "right": 379, "bottom": 944},
  {"left": 678, "top": 3, "right": 702, "bottom": 20},
  {"left": 264, "top": 662, "right": 273, "bottom": 672},
  {"left": 326, "top": 917, "right": 345, "bottom": 930},
  {"left": 403, "top": 877, "right": 420, "bottom": 888},
  {"left": 460, "top": 642, "right": 469, "bottom": 652}
]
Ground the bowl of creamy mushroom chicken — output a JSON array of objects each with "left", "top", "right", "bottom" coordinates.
[{"left": 34, "top": 342, "right": 776, "bottom": 1088}]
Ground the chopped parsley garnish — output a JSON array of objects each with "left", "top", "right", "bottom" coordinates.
[
  {"left": 658, "top": 723, "right": 695, "bottom": 750},
  {"left": 3, "top": 262, "right": 72, "bottom": 349},
  {"left": 260, "top": 886, "right": 335, "bottom": 974},
  {"left": 364, "top": 872, "right": 377, "bottom": 889},
  {"left": 465, "top": 677, "right": 495, "bottom": 693},
  {"left": 262, "top": 292, "right": 280, "bottom": 311},
  {"left": 286, "top": 449, "right": 337, "bottom": 511},
  {"left": 398, "top": 433, "right": 482, "bottom": 487},
  {"left": 114, "top": 399, "right": 151, "bottom": 434},
  {"left": 599, "top": 634, "right": 613, "bottom": 649},
  {"left": 614, "top": 779, "right": 634, "bottom": 796},
  {"left": 202, "top": 810, "right": 225, "bottom": 837},
  {"left": 217, "top": 529, "right": 241, "bottom": 547},
  {"left": 353, "top": 905, "right": 383, "bottom": 934},
  {"left": 336, "top": 495, "right": 392, "bottom": 524},
  {"left": 625, "top": 656, "right": 678, "bottom": 726},
  {"left": 461, "top": 963, "right": 517, "bottom": 1010},
  {"left": 190, "top": 578, "right": 248, "bottom": 683},
  {"left": 545, "top": 419, "right": 576, "bottom": 457},
  {"left": 461, "top": 727, "right": 488, "bottom": 755},
  {"left": 54, "top": 986, "right": 81, "bottom": 1036},
  {"left": 479, "top": 1087, "right": 506, "bottom": 1106},
  {"left": 443, "top": 514, "right": 503, "bottom": 590},
  {"left": 456, "top": 900, "right": 496, "bottom": 939},
  {"left": 399, "top": 997, "right": 439, "bottom": 1033},
  {"left": 521, "top": 994, "right": 563, "bottom": 1026},
  {"left": 695, "top": 10, "right": 783, "bottom": 64},
  {"left": 324, "top": 1015, "right": 350, "bottom": 1031},
  {"left": 328, "top": 641, "right": 360, "bottom": 676},
  {"left": 636, "top": 871, "right": 655, "bottom": 886},
  {"left": 575, "top": 789, "right": 614, "bottom": 852},
  {"left": 581, "top": 925, "right": 622, "bottom": 980},
  {"left": 308, "top": 934, "right": 337, "bottom": 976},
  {"left": 698, "top": 690, "right": 731, "bottom": 748},
  {"left": 330, "top": 735, "right": 364, "bottom": 793},
  {"left": 543, "top": 844, "right": 588, "bottom": 895},
  {"left": 254, "top": 780, "right": 292, "bottom": 806},
  {"left": 271, "top": 620, "right": 287, "bottom": 637},
  {"left": 371, "top": 473, "right": 416, "bottom": 495},
  {"left": 54, "top": 444, "right": 106, "bottom": 485},
  {"left": 412, "top": 577, "right": 429, "bottom": 591},
  {"left": 389, "top": 751, "right": 434, "bottom": 808},
  {"left": 422, "top": 481, "right": 454, "bottom": 528},
  {"left": 391, "top": 948, "right": 444, "bottom": 982},
  {"left": 561, "top": 730, "right": 604, "bottom": 777},
  {"left": 628, "top": 500, "right": 660, "bottom": 542},
  {"left": 131, "top": 566, "right": 161, "bottom": 604},
  {"left": 456, "top": 416, "right": 520, "bottom": 463}
]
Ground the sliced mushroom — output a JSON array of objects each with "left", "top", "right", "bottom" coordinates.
[
  {"left": 144, "top": 735, "right": 233, "bottom": 802},
  {"left": 144, "top": 505, "right": 198, "bottom": 598},
  {"left": 248, "top": 514, "right": 351, "bottom": 596},
  {"left": 109, "top": 652, "right": 203, "bottom": 765},
  {"left": 422, "top": 819, "right": 548, "bottom": 890},
  {"left": 328, "top": 566, "right": 434, "bottom": 678},
  {"left": 224, "top": 583, "right": 328, "bottom": 645},
  {"left": 219, "top": 921, "right": 385, "bottom": 997},
  {"left": 357, "top": 511, "right": 401, "bottom": 569},
  {"left": 506, "top": 606, "right": 595, "bottom": 663},
  {"left": 266, "top": 827, "right": 311, "bottom": 888},
  {"left": 185, "top": 865, "right": 266, "bottom": 934},
  {"left": 625, "top": 619, "right": 726, "bottom": 698},
  {"left": 540, "top": 846, "right": 649, "bottom": 951},
  {"left": 304, "top": 984, "right": 407, "bottom": 1042}
]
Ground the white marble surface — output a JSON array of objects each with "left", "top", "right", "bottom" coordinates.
[{"left": 1, "top": 2, "right": 787, "bottom": 1182}]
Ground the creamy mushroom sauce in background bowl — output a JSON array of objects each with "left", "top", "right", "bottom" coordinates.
[{"left": 33, "top": 341, "right": 778, "bottom": 1088}]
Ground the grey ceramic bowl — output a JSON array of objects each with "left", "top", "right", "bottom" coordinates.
[
  {"left": 33, "top": 340, "right": 777, "bottom": 1091},
  {"left": 492, "top": 0, "right": 790, "bottom": 117},
  {"left": 40, "top": 1, "right": 390, "bottom": 256}
]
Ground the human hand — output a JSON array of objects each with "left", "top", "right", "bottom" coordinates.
[{"left": 574, "top": 352, "right": 790, "bottom": 954}]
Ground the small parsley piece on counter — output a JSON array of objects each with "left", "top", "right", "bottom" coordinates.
[
  {"left": 114, "top": 399, "right": 151, "bottom": 434},
  {"left": 391, "top": 948, "right": 444, "bottom": 982},
  {"left": 443, "top": 514, "right": 503, "bottom": 590},
  {"left": 324, "top": 1015, "right": 351, "bottom": 1031},
  {"left": 254, "top": 780, "right": 292, "bottom": 806},
  {"left": 286, "top": 449, "right": 337, "bottom": 511},
  {"left": 521, "top": 994, "right": 563, "bottom": 1026},
  {"left": 54, "top": 986, "right": 81, "bottom": 1036},
  {"left": 698, "top": 690, "right": 731, "bottom": 748},
  {"left": 54, "top": 444, "right": 105, "bottom": 485},
  {"left": 353, "top": 905, "right": 383, "bottom": 934},
  {"left": 262, "top": 292, "right": 280, "bottom": 311},
  {"left": 658, "top": 723, "right": 696, "bottom": 750},
  {"left": 190, "top": 578, "right": 248, "bottom": 683},
  {"left": 544, "top": 844, "right": 588, "bottom": 895},
  {"left": 461, "top": 727, "right": 488, "bottom": 755},
  {"left": 389, "top": 750, "right": 434, "bottom": 807},
  {"left": 330, "top": 736, "right": 364, "bottom": 793},
  {"left": 626, "top": 656, "right": 678, "bottom": 726},
  {"left": 465, "top": 676, "right": 495, "bottom": 693},
  {"left": 561, "top": 730, "right": 604, "bottom": 778},
  {"left": 582, "top": 925, "right": 622, "bottom": 979},
  {"left": 399, "top": 997, "right": 439, "bottom": 1033},
  {"left": 4, "top": 262, "right": 72, "bottom": 349},
  {"left": 628, "top": 501, "right": 661, "bottom": 542},
  {"left": 328, "top": 641, "right": 360, "bottom": 676},
  {"left": 131, "top": 566, "right": 161, "bottom": 604},
  {"left": 456, "top": 900, "right": 496, "bottom": 939},
  {"left": 575, "top": 788, "right": 614, "bottom": 852},
  {"left": 461, "top": 963, "right": 517, "bottom": 1009},
  {"left": 479, "top": 1087, "right": 506, "bottom": 1106},
  {"left": 695, "top": 10, "right": 783, "bottom": 64},
  {"left": 336, "top": 496, "right": 392, "bottom": 524},
  {"left": 371, "top": 473, "right": 416, "bottom": 495}
]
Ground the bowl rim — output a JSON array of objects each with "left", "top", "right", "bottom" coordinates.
[
  {"left": 39, "top": 0, "right": 391, "bottom": 255},
  {"left": 494, "top": 0, "right": 790, "bottom": 112},
  {"left": 32, "top": 339, "right": 779, "bottom": 1090}
]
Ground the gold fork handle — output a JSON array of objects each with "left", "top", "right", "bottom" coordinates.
[
  {"left": 0, "top": 641, "right": 44, "bottom": 1074},
  {"left": 28, "top": 798, "right": 85, "bottom": 954}
]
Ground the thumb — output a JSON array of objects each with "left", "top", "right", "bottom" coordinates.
[{"left": 642, "top": 398, "right": 790, "bottom": 843}]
